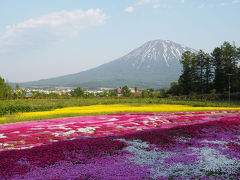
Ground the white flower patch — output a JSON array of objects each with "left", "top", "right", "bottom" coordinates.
[
  {"left": 142, "top": 120, "right": 150, "bottom": 125},
  {"left": 51, "top": 127, "right": 98, "bottom": 137},
  {"left": 50, "top": 140, "right": 59, "bottom": 142},
  {"left": 19, "top": 134, "right": 30, "bottom": 137},
  {"left": 191, "top": 147, "right": 240, "bottom": 178},
  {"left": 118, "top": 139, "right": 150, "bottom": 149},
  {"left": 153, "top": 161, "right": 203, "bottom": 178},
  {"left": 47, "top": 124, "right": 72, "bottom": 130},
  {"left": 147, "top": 117, "right": 159, "bottom": 121},
  {"left": 0, "top": 134, "right": 7, "bottom": 138},
  {"left": 0, "top": 142, "right": 10, "bottom": 146},
  {"left": 103, "top": 122, "right": 115, "bottom": 125},
  {"left": 201, "top": 139, "right": 227, "bottom": 145},
  {"left": 30, "top": 128, "right": 45, "bottom": 130},
  {"left": 99, "top": 117, "right": 107, "bottom": 119},
  {"left": 161, "top": 119, "right": 171, "bottom": 123},
  {"left": 231, "top": 140, "right": 240, "bottom": 145},
  {"left": 11, "top": 131, "right": 21, "bottom": 134},
  {"left": 17, "top": 146, "right": 33, "bottom": 150},
  {"left": 198, "top": 147, "right": 235, "bottom": 171},
  {"left": 131, "top": 122, "right": 141, "bottom": 125},
  {"left": 117, "top": 138, "right": 240, "bottom": 179},
  {"left": 117, "top": 139, "right": 170, "bottom": 166},
  {"left": 115, "top": 125, "right": 124, "bottom": 129},
  {"left": 175, "top": 137, "right": 191, "bottom": 143},
  {"left": 46, "top": 122, "right": 77, "bottom": 130},
  {"left": 107, "top": 118, "right": 118, "bottom": 122},
  {"left": 34, "top": 125, "right": 44, "bottom": 127},
  {"left": 77, "top": 127, "right": 97, "bottom": 134},
  {"left": 52, "top": 130, "right": 76, "bottom": 137}
]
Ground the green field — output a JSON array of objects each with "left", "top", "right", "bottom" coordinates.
[{"left": 1, "top": 97, "right": 240, "bottom": 117}]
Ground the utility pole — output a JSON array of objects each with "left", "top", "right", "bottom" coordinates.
[{"left": 227, "top": 74, "right": 232, "bottom": 104}]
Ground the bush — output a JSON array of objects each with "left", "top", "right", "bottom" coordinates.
[{"left": 0, "top": 77, "right": 12, "bottom": 99}]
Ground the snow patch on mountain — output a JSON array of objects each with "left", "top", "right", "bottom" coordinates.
[{"left": 124, "top": 40, "right": 196, "bottom": 68}]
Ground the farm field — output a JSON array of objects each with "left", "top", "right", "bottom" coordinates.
[
  {"left": 1, "top": 97, "right": 240, "bottom": 117},
  {"left": 1, "top": 103, "right": 240, "bottom": 124},
  {"left": 0, "top": 101, "right": 240, "bottom": 179}
]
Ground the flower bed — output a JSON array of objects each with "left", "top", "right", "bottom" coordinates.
[
  {"left": 1, "top": 104, "right": 240, "bottom": 123},
  {"left": 0, "top": 111, "right": 240, "bottom": 179}
]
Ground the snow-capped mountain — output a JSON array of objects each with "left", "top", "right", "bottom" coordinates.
[
  {"left": 120, "top": 39, "right": 196, "bottom": 70},
  {"left": 20, "top": 40, "right": 197, "bottom": 89}
]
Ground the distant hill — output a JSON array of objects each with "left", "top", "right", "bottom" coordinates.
[{"left": 20, "top": 40, "right": 197, "bottom": 89}]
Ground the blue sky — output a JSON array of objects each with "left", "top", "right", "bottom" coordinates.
[{"left": 0, "top": 0, "right": 239, "bottom": 82}]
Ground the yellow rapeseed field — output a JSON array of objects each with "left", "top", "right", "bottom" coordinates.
[
  {"left": 0, "top": 117, "right": 6, "bottom": 121},
  {"left": 1, "top": 104, "right": 240, "bottom": 124}
]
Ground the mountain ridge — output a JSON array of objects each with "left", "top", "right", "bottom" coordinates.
[{"left": 20, "top": 40, "right": 197, "bottom": 89}]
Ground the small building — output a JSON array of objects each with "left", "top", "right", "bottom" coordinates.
[{"left": 115, "top": 87, "right": 122, "bottom": 94}]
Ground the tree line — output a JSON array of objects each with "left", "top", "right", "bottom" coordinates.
[
  {"left": 0, "top": 80, "right": 165, "bottom": 99},
  {"left": 168, "top": 42, "right": 240, "bottom": 95}
]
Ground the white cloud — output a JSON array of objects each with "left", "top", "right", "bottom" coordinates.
[
  {"left": 218, "top": 2, "right": 226, "bottom": 7},
  {"left": 124, "top": 6, "right": 134, "bottom": 13},
  {"left": 153, "top": 4, "right": 160, "bottom": 8},
  {"left": 198, "top": 1, "right": 240, "bottom": 8},
  {"left": 0, "top": 9, "right": 108, "bottom": 54},
  {"left": 199, "top": 0, "right": 240, "bottom": 9},
  {"left": 199, "top": 4, "right": 205, "bottom": 8},
  {"left": 124, "top": 0, "right": 160, "bottom": 13},
  {"left": 136, "top": 0, "right": 159, "bottom": 6},
  {"left": 180, "top": 0, "right": 185, "bottom": 3}
]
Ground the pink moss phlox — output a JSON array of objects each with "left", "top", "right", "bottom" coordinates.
[{"left": 1, "top": 111, "right": 240, "bottom": 151}]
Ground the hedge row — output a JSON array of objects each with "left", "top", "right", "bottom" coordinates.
[
  {"left": 170, "top": 92, "right": 240, "bottom": 101},
  {"left": 0, "top": 104, "right": 62, "bottom": 116}
]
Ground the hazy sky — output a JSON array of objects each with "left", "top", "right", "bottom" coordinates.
[{"left": 0, "top": 0, "right": 240, "bottom": 82}]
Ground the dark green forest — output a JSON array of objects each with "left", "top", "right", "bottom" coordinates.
[{"left": 168, "top": 41, "right": 240, "bottom": 95}]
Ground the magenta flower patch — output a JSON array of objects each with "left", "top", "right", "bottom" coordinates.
[
  {"left": 0, "top": 110, "right": 239, "bottom": 151},
  {"left": 0, "top": 110, "right": 240, "bottom": 179}
]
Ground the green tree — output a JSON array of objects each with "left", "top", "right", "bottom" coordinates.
[
  {"left": 70, "top": 87, "right": 84, "bottom": 97},
  {"left": 32, "top": 91, "right": 42, "bottom": 98},
  {"left": 167, "top": 82, "right": 181, "bottom": 96},
  {"left": 222, "top": 42, "right": 239, "bottom": 92},
  {"left": 212, "top": 42, "right": 239, "bottom": 93},
  {"left": 237, "top": 47, "right": 240, "bottom": 91},
  {"left": 97, "top": 91, "right": 108, "bottom": 97},
  {"left": 141, "top": 89, "right": 154, "bottom": 98},
  {"left": 48, "top": 93, "right": 60, "bottom": 98},
  {"left": 173, "top": 41, "right": 240, "bottom": 96},
  {"left": 212, "top": 47, "right": 225, "bottom": 93},
  {"left": 196, "top": 50, "right": 213, "bottom": 94},
  {"left": 178, "top": 51, "right": 197, "bottom": 94},
  {"left": 85, "top": 92, "right": 95, "bottom": 98},
  {"left": 14, "top": 84, "right": 27, "bottom": 98},
  {"left": 0, "top": 76, "right": 12, "bottom": 99},
  {"left": 141, "top": 89, "right": 149, "bottom": 98},
  {"left": 109, "top": 90, "right": 117, "bottom": 97},
  {"left": 121, "top": 85, "right": 131, "bottom": 97},
  {"left": 203, "top": 52, "right": 213, "bottom": 93}
]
